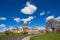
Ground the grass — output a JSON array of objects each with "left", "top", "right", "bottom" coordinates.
[
  {"left": 0, "top": 31, "right": 28, "bottom": 40},
  {"left": 30, "top": 32, "right": 60, "bottom": 40},
  {"left": 0, "top": 34, "right": 22, "bottom": 40}
]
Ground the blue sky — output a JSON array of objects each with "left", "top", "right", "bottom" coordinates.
[{"left": 0, "top": 0, "right": 60, "bottom": 31}]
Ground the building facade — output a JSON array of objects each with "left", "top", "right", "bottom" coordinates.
[{"left": 10, "top": 22, "right": 40, "bottom": 34}]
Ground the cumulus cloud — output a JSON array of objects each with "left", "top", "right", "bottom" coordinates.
[
  {"left": 13, "top": 16, "right": 35, "bottom": 23},
  {"left": 0, "top": 24, "right": 5, "bottom": 28},
  {"left": 22, "top": 16, "right": 34, "bottom": 21},
  {"left": 14, "top": 18, "right": 20, "bottom": 23},
  {"left": 21, "top": 2, "right": 37, "bottom": 14},
  {"left": 2, "top": 28, "right": 8, "bottom": 32},
  {"left": 40, "top": 12, "right": 45, "bottom": 16},
  {"left": 9, "top": 26, "right": 14, "bottom": 30},
  {"left": 38, "top": 26, "right": 45, "bottom": 30},
  {"left": 46, "top": 16, "right": 55, "bottom": 22},
  {"left": 22, "top": 16, "right": 35, "bottom": 23},
  {"left": 0, "top": 24, "right": 7, "bottom": 32},
  {"left": 56, "top": 16, "right": 60, "bottom": 22},
  {"left": 0, "top": 17, "right": 7, "bottom": 20}
]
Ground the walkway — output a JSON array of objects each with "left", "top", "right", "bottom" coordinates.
[
  {"left": 22, "top": 36, "right": 32, "bottom": 40},
  {"left": 1, "top": 35, "right": 32, "bottom": 40}
]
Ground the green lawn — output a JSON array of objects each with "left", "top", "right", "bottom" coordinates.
[
  {"left": 30, "top": 33, "right": 60, "bottom": 40},
  {"left": 0, "top": 34, "right": 21, "bottom": 40},
  {"left": 0, "top": 31, "right": 28, "bottom": 40}
]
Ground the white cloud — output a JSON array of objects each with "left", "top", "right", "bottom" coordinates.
[
  {"left": 40, "top": 12, "right": 45, "bottom": 16},
  {"left": 0, "top": 17, "right": 7, "bottom": 20},
  {"left": 56, "top": 16, "right": 60, "bottom": 22},
  {"left": 0, "top": 24, "right": 5, "bottom": 28},
  {"left": 14, "top": 18, "right": 20, "bottom": 23},
  {"left": 40, "top": 11, "right": 51, "bottom": 16},
  {"left": 9, "top": 26, "right": 14, "bottom": 30},
  {"left": 13, "top": 16, "right": 35, "bottom": 23},
  {"left": 46, "top": 16, "right": 55, "bottom": 22},
  {"left": 21, "top": 2, "right": 37, "bottom": 14},
  {"left": 19, "top": 27, "right": 22, "bottom": 28},
  {"left": 22, "top": 16, "right": 34, "bottom": 21},
  {"left": 0, "top": 24, "right": 8, "bottom": 32},
  {"left": 22, "top": 16, "right": 35, "bottom": 23},
  {"left": 38, "top": 26, "right": 45, "bottom": 30},
  {"left": 2, "top": 28, "right": 8, "bottom": 32}
]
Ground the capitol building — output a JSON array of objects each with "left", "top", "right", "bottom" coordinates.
[{"left": 10, "top": 21, "right": 41, "bottom": 34}]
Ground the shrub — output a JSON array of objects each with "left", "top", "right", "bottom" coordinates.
[{"left": 5, "top": 31, "right": 10, "bottom": 35}]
